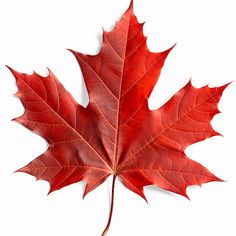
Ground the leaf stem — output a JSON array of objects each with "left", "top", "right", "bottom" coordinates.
[{"left": 102, "top": 175, "right": 117, "bottom": 236}]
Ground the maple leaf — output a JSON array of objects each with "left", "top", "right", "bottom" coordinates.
[{"left": 8, "top": 1, "right": 228, "bottom": 235}]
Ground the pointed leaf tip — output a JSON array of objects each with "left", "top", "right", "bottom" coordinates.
[
  {"left": 67, "top": 48, "right": 75, "bottom": 54},
  {"left": 67, "top": 48, "right": 81, "bottom": 60},
  {"left": 125, "top": 0, "right": 134, "bottom": 14},
  {"left": 161, "top": 43, "right": 176, "bottom": 58},
  {"left": 6, "top": 65, "right": 18, "bottom": 77},
  {"left": 129, "top": 0, "right": 134, "bottom": 10},
  {"left": 47, "top": 189, "right": 53, "bottom": 196},
  {"left": 14, "top": 165, "right": 29, "bottom": 174},
  {"left": 219, "top": 81, "right": 232, "bottom": 93}
]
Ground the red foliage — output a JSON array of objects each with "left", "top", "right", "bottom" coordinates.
[{"left": 9, "top": 2, "right": 227, "bottom": 235}]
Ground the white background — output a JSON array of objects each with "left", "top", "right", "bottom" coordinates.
[{"left": 0, "top": 0, "right": 236, "bottom": 235}]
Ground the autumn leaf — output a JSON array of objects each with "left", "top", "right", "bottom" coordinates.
[{"left": 8, "top": 1, "right": 228, "bottom": 235}]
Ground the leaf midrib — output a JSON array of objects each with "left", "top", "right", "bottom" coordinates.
[{"left": 113, "top": 10, "right": 132, "bottom": 171}]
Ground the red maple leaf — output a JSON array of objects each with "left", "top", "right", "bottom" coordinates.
[{"left": 8, "top": 1, "right": 227, "bottom": 235}]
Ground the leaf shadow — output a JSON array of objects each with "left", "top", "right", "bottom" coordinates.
[
  {"left": 79, "top": 31, "right": 102, "bottom": 107},
  {"left": 145, "top": 185, "right": 176, "bottom": 199}
]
